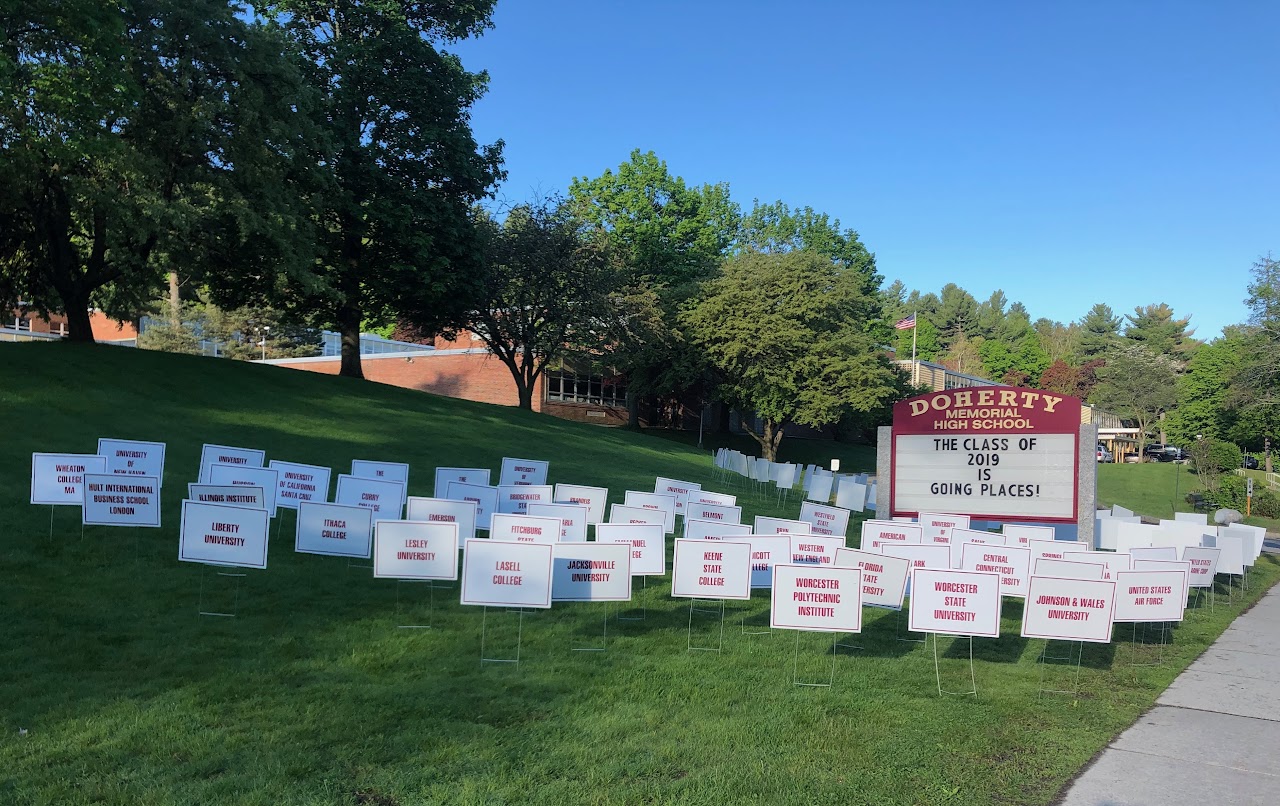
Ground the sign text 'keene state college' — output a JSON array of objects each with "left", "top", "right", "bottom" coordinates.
[{"left": 891, "top": 387, "right": 1082, "bottom": 522}]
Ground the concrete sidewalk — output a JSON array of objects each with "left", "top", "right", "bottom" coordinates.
[{"left": 1059, "top": 585, "right": 1280, "bottom": 806}]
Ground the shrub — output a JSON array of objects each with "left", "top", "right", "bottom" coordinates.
[
  {"left": 1254, "top": 489, "right": 1280, "bottom": 519},
  {"left": 1208, "top": 440, "right": 1243, "bottom": 472},
  {"left": 1202, "top": 473, "right": 1247, "bottom": 511}
]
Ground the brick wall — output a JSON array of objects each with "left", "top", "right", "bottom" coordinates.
[
  {"left": 280, "top": 350, "right": 525, "bottom": 407},
  {"left": 273, "top": 349, "right": 631, "bottom": 426}
]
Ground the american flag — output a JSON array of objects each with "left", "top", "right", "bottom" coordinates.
[{"left": 894, "top": 314, "right": 916, "bottom": 330}]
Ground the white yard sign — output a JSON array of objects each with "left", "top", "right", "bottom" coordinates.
[
  {"left": 350, "top": 460, "right": 409, "bottom": 485},
  {"left": 691, "top": 490, "right": 737, "bottom": 507},
  {"left": 178, "top": 500, "right": 269, "bottom": 569},
  {"left": 445, "top": 482, "right": 498, "bottom": 531},
  {"left": 753, "top": 516, "right": 812, "bottom": 536},
  {"left": 31, "top": 453, "right": 107, "bottom": 506},
  {"left": 82, "top": 474, "right": 161, "bottom": 527},
  {"left": 197, "top": 444, "right": 265, "bottom": 484},
  {"left": 684, "top": 502, "right": 742, "bottom": 530},
  {"left": 1034, "top": 557, "right": 1104, "bottom": 579},
  {"left": 834, "top": 548, "right": 910, "bottom": 610},
  {"left": 624, "top": 491, "right": 677, "bottom": 533},
  {"left": 295, "top": 501, "right": 374, "bottom": 558},
  {"left": 671, "top": 539, "right": 752, "bottom": 600},
  {"left": 187, "top": 484, "right": 265, "bottom": 510},
  {"left": 497, "top": 484, "right": 553, "bottom": 515},
  {"left": 1114, "top": 570, "right": 1186, "bottom": 623},
  {"left": 1022, "top": 577, "right": 1116, "bottom": 642},
  {"left": 97, "top": 438, "right": 166, "bottom": 485},
  {"left": 611, "top": 504, "right": 667, "bottom": 529},
  {"left": 799, "top": 501, "right": 851, "bottom": 538},
  {"left": 860, "top": 520, "right": 923, "bottom": 551},
  {"left": 654, "top": 477, "right": 701, "bottom": 516},
  {"left": 745, "top": 534, "right": 793, "bottom": 588},
  {"left": 919, "top": 513, "right": 971, "bottom": 543},
  {"left": 459, "top": 539, "right": 553, "bottom": 609},
  {"left": 1181, "top": 547, "right": 1220, "bottom": 588},
  {"left": 335, "top": 474, "right": 405, "bottom": 521},
  {"left": 373, "top": 521, "right": 459, "bottom": 581},
  {"left": 405, "top": 496, "right": 478, "bottom": 543},
  {"left": 770, "top": 565, "right": 864, "bottom": 633},
  {"left": 499, "top": 457, "right": 548, "bottom": 487},
  {"left": 1062, "top": 550, "right": 1130, "bottom": 581},
  {"left": 789, "top": 535, "right": 845, "bottom": 566},
  {"left": 595, "top": 523, "right": 665, "bottom": 576},
  {"left": 553, "top": 483, "right": 609, "bottom": 524},
  {"left": 489, "top": 514, "right": 561, "bottom": 545},
  {"left": 208, "top": 463, "right": 280, "bottom": 517},
  {"left": 1001, "top": 524, "right": 1055, "bottom": 546},
  {"left": 434, "top": 467, "right": 490, "bottom": 498},
  {"left": 960, "top": 542, "right": 1031, "bottom": 598},
  {"left": 551, "top": 542, "right": 632, "bottom": 602},
  {"left": 684, "top": 518, "right": 752, "bottom": 541},
  {"left": 908, "top": 568, "right": 1002, "bottom": 637},
  {"left": 268, "top": 460, "right": 331, "bottom": 509},
  {"left": 526, "top": 502, "right": 589, "bottom": 542}
]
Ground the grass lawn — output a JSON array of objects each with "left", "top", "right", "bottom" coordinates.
[
  {"left": 2, "top": 342, "right": 1277, "bottom": 806},
  {"left": 1098, "top": 462, "right": 1280, "bottom": 533},
  {"left": 644, "top": 428, "right": 877, "bottom": 473}
]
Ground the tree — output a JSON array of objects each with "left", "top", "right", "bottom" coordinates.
[
  {"left": 1, "top": 0, "right": 313, "bottom": 341},
  {"left": 895, "top": 316, "right": 940, "bottom": 363},
  {"left": 737, "top": 200, "right": 880, "bottom": 295},
  {"left": 682, "top": 250, "right": 898, "bottom": 461},
  {"left": 1033, "top": 318, "right": 1080, "bottom": 364},
  {"left": 1124, "top": 303, "right": 1198, "bottom": 365},
  {"left": 935, "top": 283, "right": 978, "bottom": 347},
  {"left": 265, "top": 1, "right": 504, "bottom": 378},
  {"left": 1164, "top": 331, "right": 1247, "bottom": 447},
  {"left": 974, "top": 290, "right": 1008, "bottom": 339},
  {"left": 1090, "top": 344, "right": 1178, "bottom": 459},
  {"left": 568, "top": 150, "right": 739, "bottom": 425},
  {"left": 942, "top": 333, "right": 984, "bottom": 375},
  {"left": 449, "top": 201, "right": 619, "bottom": 409},
  {"left": 1077, "top": 303, "right": 1122, "bottom": 359},
  {"left": 1039, "top": 360, "right": 1084, "bottom": 398}
]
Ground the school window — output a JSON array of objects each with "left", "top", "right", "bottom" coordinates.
[{"left": 545, "top": 369, "right": 627, "bottom": 406}]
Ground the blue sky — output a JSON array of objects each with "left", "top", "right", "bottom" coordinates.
[{"left": 450, "top": 1, "right": 1279, "bottom": 339}]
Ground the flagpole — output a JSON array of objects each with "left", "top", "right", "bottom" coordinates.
[{"left": 911, "top": 310, "right": 918, "bottom": 387}]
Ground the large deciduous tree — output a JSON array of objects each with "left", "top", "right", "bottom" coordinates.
[
  {"left": 682, "top": 250, "right": 898, "bottom": 461},
  {"left": 1090, "top": 343, "right": 1178, "bottom": 459},
  {"left": 568, "top": 150, "right": 739, "bottom": 424},
  {"left": 449, "top": 201, "right": 619, "bottom": 410},
  {"left": 0, "top": 0, "right": 313, "bottom": 341},
  {"left": 265, "top": 1, "right": 504, "bottom": 378}
]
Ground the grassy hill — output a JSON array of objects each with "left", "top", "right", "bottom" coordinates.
[{"left": 1, "top": 342, "right": 1276, "bottom": 806}]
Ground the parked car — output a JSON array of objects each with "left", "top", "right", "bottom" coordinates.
[
  {"left": 1097, "top": 444, "right": 1113, "bottom": 463},
  {"left": 1243, "top": 455, "right": 1260, "bottom": 470},
  {"left": 1143, "top": 445, "right": 1186, "bottom": 462}
]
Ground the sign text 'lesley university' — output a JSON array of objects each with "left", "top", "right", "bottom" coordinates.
[{"left": 887, "top": 387, "right": 1086, "bottom": 525}]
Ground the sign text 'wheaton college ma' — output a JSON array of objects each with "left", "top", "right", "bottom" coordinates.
[{"left": 883, "top": 387, "right": 1092, "bottom": 530}]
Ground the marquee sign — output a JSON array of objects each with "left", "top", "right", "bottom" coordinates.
[{"left": 891, "top": 387, "right": 1082, "bottom": 522}]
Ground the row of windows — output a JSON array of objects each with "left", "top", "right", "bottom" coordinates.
[{"left": 545, "top": 370, "right": 627, "bottom": 407}]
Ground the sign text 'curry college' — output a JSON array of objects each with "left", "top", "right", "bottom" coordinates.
[{"left": 891, "top": 387, "right": 1081, "bottom": 522}]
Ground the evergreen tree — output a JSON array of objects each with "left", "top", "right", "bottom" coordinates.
[{"left": 1077, "top": 303, "right": 1122, "bottom": 359}]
